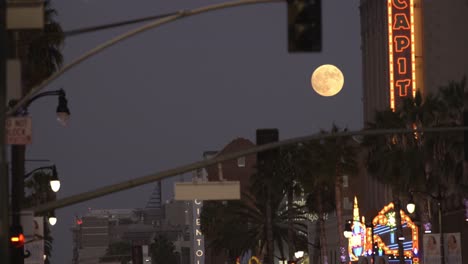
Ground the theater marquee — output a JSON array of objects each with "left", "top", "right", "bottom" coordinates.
[{"left": 388, "top": 0, "right": 416, "bottom": 110}]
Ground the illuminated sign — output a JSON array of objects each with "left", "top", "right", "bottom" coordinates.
[
  {"left": 193, "top": 199, "right": 205, "bottom": 264},
  {"left": 349, "top": 221, "right": 366, "bottom": 261},
  {"left": 236, "top": 256, "right": 261, "bottom": 264},
  {"left": 371, "top": 202, "right": 419, "bottom": 258},
  {"left": 388, "top": 0, "right": 416, "bottom": 110},
  {"left": 348, "top": 197, "right": 366, "bottom": 261}
]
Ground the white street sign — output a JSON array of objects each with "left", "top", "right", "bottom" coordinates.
[
  {"left": 174, "top": 181, "right": 240, "bottom": 201},
  {"left": 6, "top": 0, "right": 44, "bottom": 29},
  {"left": 6, "top": 116, "right": 32, "bottom": 145}
]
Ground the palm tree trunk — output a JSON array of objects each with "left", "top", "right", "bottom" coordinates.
[
  {"left": 317, "top": 192, "right": 329, "bottom": 264},
  {"left": 334, "top": 174, "right": 346, "bottom": 263},
  {"left": 265, "top": 182, "right": 274, "bottom": 264},
  {"left": 287, "top": 185, "right": 294, "bottom": 261}
]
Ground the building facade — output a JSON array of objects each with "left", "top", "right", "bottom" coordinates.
[
  {"left": 201, "top": 138, "right": 257, "bottom": 264},
  {"left": 71, "top": 191, "right": 195, "bottom": 264},
  {"left": 359, "top": 0, "right": 468, "bottom": 263},
  {"left": 361, "top": 0, "right": 468, "bottom": 124}
]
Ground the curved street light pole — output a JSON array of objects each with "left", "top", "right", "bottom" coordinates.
[
  {"left": 29, "top": 126, "right": 468, "bottom": 214},
  {"left": 2, "top": 2, "right": 282, "bottom": 263},
  {"left": 6, "top": 0, "right": 284, "bottom": 117},
  {"left": 0, "top": 1, "right": 9, "bottom": 264}
]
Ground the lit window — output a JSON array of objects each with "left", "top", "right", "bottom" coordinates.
[
  {"left": 237, "top": 157, "right": 246, "bottom": 167},
  {"left": 342, "top": 175, "right": 349, "bottom": 187}
]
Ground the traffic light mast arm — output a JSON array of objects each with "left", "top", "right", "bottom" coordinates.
[
  {"left": 6, "top": 0, "right": 284, "bottom": 117},
  {"left": 28, "top": 126, "right": 468, "bottom": 214}
]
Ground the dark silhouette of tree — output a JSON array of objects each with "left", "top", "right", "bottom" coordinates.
[
  {"left": 100, "top": 241, "right": 132, "bottom": 264},
  {"left": 150, "top": 235, "right": 179, "bottom": 264}
]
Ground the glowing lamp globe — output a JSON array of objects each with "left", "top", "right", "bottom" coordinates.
[
  {"left": 311, "top": 64, "right": 344, "bottom": 97},
  {"left": 406, "top": 202, "right": 415, "bottom": 214},
  {"left": 294, "top": 251, "right": 304, "bottom": 259},
  {"left": 50, "top": 180, "right": 61, "bottom": 192},
  {"left": 48, "top": 216, "right": 57, "bottom": 226}
]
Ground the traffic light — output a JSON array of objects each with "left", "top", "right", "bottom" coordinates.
[
  {"left": 10, "top": 225, "right": 25, "bottom": 248},
  {"left": 287, "top": 261, "right": 297, "bottom": 264},
  {"left": 288, "top": 0, "right": 322, "bottom": 52}
]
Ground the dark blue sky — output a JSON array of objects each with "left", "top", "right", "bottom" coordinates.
[{"left": 26, "top": 0, "right": 362, "bottom": 262}]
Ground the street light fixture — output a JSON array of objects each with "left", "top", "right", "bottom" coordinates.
[
  {"left": 344, "top": 219, "right": 353, "bottom": 239},
  {"left": 406, "top": 195, "right": 415, "bottom": 214},
  {"left": 24, "top": 166, "right": 60, "bottom": 227},
  {"left": 17, "top": 88, "right": 71, "bottom": 126},
  {"left": 294, "top": 251, "right": 304, "bottom": 259},
  {"left": 24, "top": 165, "right": 61, "bottom": 193},
  {"left": 406, "top": 190, "right": 445, "bottom": 264},
  {"left": 48, "top": 211, "right": 57, "bottom": 226},
  {"left": 56, "top": 91, "right": 70, "bottom": 126}
]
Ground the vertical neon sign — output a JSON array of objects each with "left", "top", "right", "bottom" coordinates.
[
  {"left": 193, "top": 199, "right": 205, "bottom": 264},
  {"left": 388, "top": 0, "right": 416, "bottom": 111}
]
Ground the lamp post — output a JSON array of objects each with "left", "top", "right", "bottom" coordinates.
[
  {"left": 24, "top": 165, "right": 60, "bottom": 226},
  {"left": 9, "top": 89, "right": 69, "bottom": 264},
  {"left": 24, "top": 165, "right": 61, "bottom": 193},
  {"left": 343, "top": 219, "right": 353, "bottom": 239},
  {"left": 406, "top": 190, "right": 444, "bottom": 264}
]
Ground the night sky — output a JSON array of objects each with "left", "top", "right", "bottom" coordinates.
[{"left": 25, "top": 0, "right": 362, "bottom": 262}]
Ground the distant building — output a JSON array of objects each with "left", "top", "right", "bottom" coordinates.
[
  {"left": 71, "top": 209, "right": 139, "bottom": 264},
  {"left": 358, "top": 0, "right": 468, "bottom": 263},
  {"left": 200, "top": 138, "right": 257, "bottom": 264},
  {"left": 71, "top": 186, "right": 195, "bottom": 264},
  {"left": 361, "top": 0, "right": 468, "bottom": 124}
]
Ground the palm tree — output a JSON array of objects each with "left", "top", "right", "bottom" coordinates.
[
  {"left": 296, "top": 125, "right": 358, "bottom": 264},
  {"left": 150, "top": 235, "right": 179, "bottom": 264},
  {"left": 271, "top": 145, "right": 306, "bottom": 260},
  {"left": 15, "top": 2, "right": 64, "bottom": 262},
  {"left": 18, "top": 0, "right": 64, "bottom": 92},
  {"left": 364, "top": 104, "right": 426, "bottom": 264},
  {"left": 201, "top": 191, "right": 309, "bottom": 263},
  {"left": 200, "top": 147, "right": 310, "bottom": 263},
  {"left": 364, "top": 78, "right": 465, "bottom": 263}
]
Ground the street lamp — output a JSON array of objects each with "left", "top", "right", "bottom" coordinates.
[
  {"left": 294, "top": 251, "right": 304, "bottom": 259},
  {"left": 24, "top": 165, "right": 60, "bottom": 226},
  {"left": 47, "top": 211, "right": 57, "bottom": 226},
  {"left": 24, "top": 165, "right": 60, "bottom": 193},
  {"left": 344, "top": 219, "right": 353, "bottom": 239},
  {"left": 406, "top": 194, "right": 415, "bottom": 214},
  {"left": 406, "top": 190, "right": 445, "bottom": 264},
  {"left": 16, "top": 88, "right": 71, "bottom": 126}
]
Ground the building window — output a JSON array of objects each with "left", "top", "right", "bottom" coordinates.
[
  {"left": 342, "top": 175, "right": 349, "bottom": 188},
  {"left": 237, "top": 156, "right": 246, "bottom": 167}
]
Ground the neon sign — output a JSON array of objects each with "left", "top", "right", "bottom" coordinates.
[
  {"left": 370, "top": 202, "right": 419, "bottom": 258},
  {"left": 193, "top": 199, "right": 205, "bottom": 264},
  {"left": 348, "top": 197, "right": 366, "bottom": 261},
  {"left": 388, "top": 0, "right": 416, "bottom": 110}
]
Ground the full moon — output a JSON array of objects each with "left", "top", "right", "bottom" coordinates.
[{"left": 311, "top": 64, "right": 344, "bottom": 97}]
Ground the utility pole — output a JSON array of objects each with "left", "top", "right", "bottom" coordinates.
[{"left": 0, "top": 1, "right": 10, "bottom": 263}]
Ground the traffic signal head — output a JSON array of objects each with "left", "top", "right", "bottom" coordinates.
[
  {"left": 288, "top": 0, "right": 322, "bottom": 52},
  {"left": 10, "top": 226, "right": 25, "bottom": 248}
]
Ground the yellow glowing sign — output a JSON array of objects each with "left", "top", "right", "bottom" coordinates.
[
  {"left": 249, "top": 256, "right": 261, "bottom": 264},
  {"left": 388, "top": 0, "right": 416, "bottom": 110},
  {"left": 371, "top": 202, "right": 419, "bottom": 257}
]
